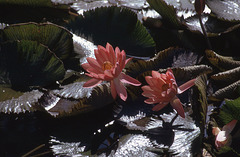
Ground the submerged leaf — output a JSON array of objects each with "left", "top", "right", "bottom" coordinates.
[
  {"left": 205, "top": 50, "right": 240, "bottom": 71},
  {"left": 1, "top": 22, "right": 73, "bottom": 60},
  {"left": 0, "top": 40, "right": 65, "bottom": 88},
  {"left": 67, "top": 6, "right": 156, "bottom": 57}
]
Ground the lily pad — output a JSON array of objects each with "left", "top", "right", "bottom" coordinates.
[
  {"left": 205, "top": 49, "right": 240, "bottom": 71},
  {"left": 1, "top": 22, "right": 74, "bottom": 61},
  {"left": 0, "top": 40, "right": 65, "bottom": 89},
  {"left": 206, "top": 0, "right": 240, "bottom": 21},
  {"left": 66, "top": 6, "right": 156, "bottom": 57}
]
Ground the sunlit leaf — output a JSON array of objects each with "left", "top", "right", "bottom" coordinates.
[
  {"left": 0, "top": 40, "right": 65, "bottom": 89},
  {"left": 205, "top": 49, "right": 240, "bottom": 71},
  {"left": 0, "top": 89, "right": 44, "bottom": 114},
  {"left": 40, "top": 83, "right": 114, "bottom": 117},
  {"left": 206, "top": 0, "right": 240, "bottom": 21},
  {"left": 1, "top": 22, "right": 74, "bottom": 60},
  {"left": 66, "top": 6, "right": 156, "bottom": 57}
]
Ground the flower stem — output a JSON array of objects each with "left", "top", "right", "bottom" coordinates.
[{"left": 198, "top": 15, "right": 212, "bottom": 49}]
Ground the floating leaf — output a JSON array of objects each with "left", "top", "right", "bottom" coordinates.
[
  {"left": 219, "top": 97, "right": 240, "bottom": 124},
  {"left": 205, "top": 49, "right": 240, "bottom": 71},
  {"left": 209, "top": 80, "right": 240, "bottom": 101},
  {"left": 0, "top": 89, "right": 44, "bottom": 114},
  {"left": 211, "top": 66, "right": 240, "bottom": 86},
  {"left": 0, "top": 40, "right": 65, "bottom": 89},
  {"left": 1, "top": 22, "right": 74, "bottom": 60},
  {"left": 147, "top": 0, "right": 182, "bottom": 28},
  {"left": 40, "top": 83, "right": 114, "bottom": 117},
  {"left": 206, "top": 0, "right": 240, "bottom": 21},
  {"left": 66, "top": 6, "right": 156, "bottom": 57},
  {"left": 127, "top": 47, "right": 203, "bottom": 78}
]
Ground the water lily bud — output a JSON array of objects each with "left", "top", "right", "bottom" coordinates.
[{"left": 194, "top": 0, "right": 205, "bottom": 15}]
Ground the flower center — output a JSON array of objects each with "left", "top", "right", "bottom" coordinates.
[{"left": 102, "top": 61, "right": 113, "bottom": 70}]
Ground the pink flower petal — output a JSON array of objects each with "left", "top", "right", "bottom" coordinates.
[
  {"left": 119, "top": 73, "right": 141, "bottom": 86},
  {"left": 106, "top": 43, "right": 116, "bottom": 64},
  {"left": 152, "top": 102, "right": 169, "bottom": 111},
  {"left": 222, "top": 119, "right": 237, "bottom": 135},
  {"left": 152, "top": 70, "right": 161, "bottom": 78},
  {"left": 104, "top": 70, "right": 114, "bottom": 78},
  {"left": 98, "top": 45, "right": 109, "bottom": 61},
  {"left": 94, "top": 50, "right": 105, "bottom": 65},
  {"left": 212, "top": 127, "right": 221, "bottom": 136},
  {"left": 114, "top": 62, "right": 122, "bottom": 76},
  {"left": 114, "top": 77, "right": 127, "bottom": 101},
  {"left": 170, "top": 96, "right": 185, "bottom": 118},
  {"left": 177, "top": 78, "right": 196, "bottom": 94},
  {"left": 125, "top": 57, "right": 132, "bottom": 65},
  {"left": 81, "top": 63, "right": 102, "bottom": 74},
  {"left": 86, "top": 57, "right": 103, "bottom": 72},
  {"left": 120, "top": 50, "right": 126, "bottom": 70},
  {"left": 141, "top": 85, "right": 154, "bottom": 93},
  {"left": 110, "top": 80, "right": 117, "bottom": 99},
  {"left": 83, "top": 78, "right": 102, "bottom": 88},
  {"left": 144, "top": 98, "right": 160, "bottom": 104}
]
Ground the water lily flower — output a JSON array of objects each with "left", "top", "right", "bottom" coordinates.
[
  {"left": 212, "top": 120, "right": 237, "bottom": 149},
  {"left": 141, "top": 69, "right": 196, "bottom": 118},
  {"left": 82, "top": 43, "right": 141, "bottom": 101}
]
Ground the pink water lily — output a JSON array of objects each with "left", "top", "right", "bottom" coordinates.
[
  {"left": 82, "top": 43, "right": 141, "bottom": 101},
  {"left": 212, "top": 120, "right": 237, "bottom": 149},
  {"left": 141, "top": 69, "right": 196, "bottom": 118}
]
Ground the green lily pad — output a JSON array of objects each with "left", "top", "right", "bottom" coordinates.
[
  {"left": 66, "top": 6, "right": 156, "bottom": 57},
  {"left": 0, "top": 40, "right": 65, "bottom": 89},
  {"left": 1, "top": 22, "right": 74, "bottom": 60}
]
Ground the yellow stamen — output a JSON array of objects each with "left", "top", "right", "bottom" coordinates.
[{"left": 102, "top": 61, "right": 113, "bottom": 70}]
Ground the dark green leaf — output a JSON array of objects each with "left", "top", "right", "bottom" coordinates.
[
  {"left": 1, "top": 22, "right": 74, "bottom": 60},
  {"left": 219, "top": 97, "right": 240, "bottom": 124},
  {"left": 0, "top": 40, "right": 65, "bottom": 88},
  {"left": 147, "top": 0, "right": 182, "bottom": 28},
  {"left": 67, "top": 6, "right": 156, "bottom": 57}
]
